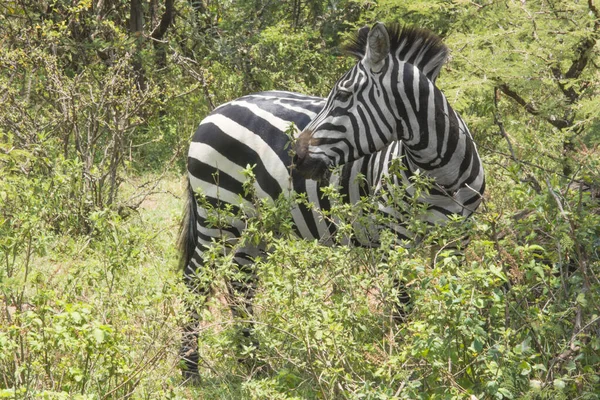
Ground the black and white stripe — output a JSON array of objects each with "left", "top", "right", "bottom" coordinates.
[
  {"left": 179, "top": 22, "right": 485, "bottom": 379},
  {"left": 294, "top": 23, "right": 485, "bottom": 212}
]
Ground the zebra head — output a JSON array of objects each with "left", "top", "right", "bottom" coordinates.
[{"left": 294, "top": 22, "right": 449, "bottom": 181}]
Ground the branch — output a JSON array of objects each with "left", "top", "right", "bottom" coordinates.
[
  {"left": 497, "top": 83, "right": 570, "bottom": 129},
  {"left": 493, "top": 87, "right": 516, "bottom": 160},
  {"left": 589, "top": 0, "right": 600, "bottom": 28},
  {"left": 129, "top": 0, "right": 143, "bottom": 34},
  {"left": 551, "top": 34, "right": 598, "bottom": 103},
  {"left": 549, "top": 1, "right": 599, "bottom": 102},
  {"left": 565, "top": 36, "right": 597, "bottom": 80},
  {"left": 497, "top": 83, "right": 539, "bottom": 115},
  {"left": 479, "top": 144, "right": 588, "bottom": 185},
  {"left": 498, "top": 2, "right": 598, "bottom": 126},
  {"left": 150, "top": 0, "right": 174, "bottom": 41},
  {"left": 172, "top": 52, "right": 216, "bottom": 110}
]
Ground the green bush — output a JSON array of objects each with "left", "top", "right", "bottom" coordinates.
[
  {"left": 0, "top": 143, "right": 185, "bottom": 397},
  {"left": 182, "top": 158, "right": 599, "bottom": 399},
  {"left": 1, "top": 0, "right": 599, "bottom": 398}
]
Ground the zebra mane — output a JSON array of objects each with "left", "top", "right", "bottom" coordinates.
[{"left": 342, "top": 23, "right": 449, "bottom": 82}]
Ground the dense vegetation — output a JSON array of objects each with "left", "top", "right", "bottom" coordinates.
[{"left": 1, "top": 0, "right": 599, "bottom": 398}]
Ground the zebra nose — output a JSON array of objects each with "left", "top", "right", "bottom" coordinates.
[{"left": 294, "top": 133, "right": 310, "bottom": 161}]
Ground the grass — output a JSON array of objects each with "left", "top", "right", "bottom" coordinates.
[{"left": 1, "top": 173, "right": 208, "bottom": 399}]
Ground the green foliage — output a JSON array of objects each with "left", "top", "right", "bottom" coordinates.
[
  {"left": 249, "top": 23, "right": 350, "bottom": 94},
  {"left": 1, "top": 0, "right": 599, "bottom": 398},
  {"left": 0, "top": 171, "right": 186, "bottom": 398},
  {"left": 186, "top": 161, "right": 599, "bottom": 399}
]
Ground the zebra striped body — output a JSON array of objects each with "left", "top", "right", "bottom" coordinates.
[
  {"left": 180, "top": 23, "right": 485, "bottom": 379},
  {"left": 186, "top": 91, "right": 480, "bottom": 261},
  {"left": 186, "top": 91, "right": 326, "bottom": 250}
]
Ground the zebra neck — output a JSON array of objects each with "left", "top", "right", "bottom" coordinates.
[{"left": 389, "top": 67, "right": 476, "bottom": 189}]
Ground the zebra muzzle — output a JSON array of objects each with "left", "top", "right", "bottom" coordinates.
[
  {"left": 293, "top": 152, "right": 330, "bottom": 182},
  {"left": 293, "top": 131, "right": 331, "bottom": 182}
]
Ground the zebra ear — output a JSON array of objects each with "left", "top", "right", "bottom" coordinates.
[{"left": 365, "top": 22, "right": 389, "bottom": 69}]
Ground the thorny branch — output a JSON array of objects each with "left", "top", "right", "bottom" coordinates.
[
  {"left": 493, "top": 87, "right": 516, "bottom": 161},
  {"left": 498, "top": 0, "right": 598, "bottom": 129},
  {"left": 496, "top": 83, "right": 570, "bottom": 130}
]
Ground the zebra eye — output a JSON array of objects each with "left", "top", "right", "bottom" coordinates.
[{"left": 335, "top": 88, "right": 352, "bottom": 102}]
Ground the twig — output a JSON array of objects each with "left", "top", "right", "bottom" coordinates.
[
  {"left": 545, "top": 178, "right": 568, "bottom": 219},
  {"left": 171, "top": 52, "right": 216, "bottom": 111},
  {"left": 479, "top": 144, "right": 587, "bottom": 185},
  {"left": 545, "top": 314, "right": 600, "bottom": 384},
  {"left": 493, "top": 87, "right": 516, "bottom": 161}
]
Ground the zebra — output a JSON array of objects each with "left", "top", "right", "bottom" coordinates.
[
  {"left": 179, "top": 22, "right": 485, "bottom": 380},
  {"left": 294, "top": 23, "right": 484, "bottom": 204}
]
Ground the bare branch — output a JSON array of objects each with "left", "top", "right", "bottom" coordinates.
[
  {"left": 565, "top": 36, "right": 597, "bottom": 80},
  {"left": 150, "top": 0, "right": 175, "bottom": 41},
  {"left": 497, "top": 83, "right": 570, "bottom": 129},
  {"left": 493, "top": 87, "right": 516, "bottom": 160},
  {"left": 497, "top": 83, "right": 539, "bottom": 115}
]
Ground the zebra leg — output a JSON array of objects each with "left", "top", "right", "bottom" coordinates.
[
  {"left": 392, "top": 277, "right": 412, "bottom": 323},
  {"left": 180, "top": 248, "right": 212, "bottom": 382},
  {"left": 178, "top": 180, "right": 220, "bottom": 383},
  {"left": 226, "top": 249, "right": 261, "bottom": 365}
]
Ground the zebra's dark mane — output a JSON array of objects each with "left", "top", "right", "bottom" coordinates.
[{"left": 342, "top": 23, "right": 449, "bottom": 82}]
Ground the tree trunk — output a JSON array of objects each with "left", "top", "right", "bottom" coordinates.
[
  {"left": 129, "top": 0, "right": 146, "bottom": 91},
  {"left": 151, "top": 0, "right": 175, "bottom": 115},
  {"left": 151, "top": 0, "right": 175, "bottom": 68}
]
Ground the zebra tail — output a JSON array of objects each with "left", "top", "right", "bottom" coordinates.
[{"left": 178, "top": 179, "right": 199, "bottom": 271}]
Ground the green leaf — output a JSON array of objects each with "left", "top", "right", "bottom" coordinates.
[
  {"left": 489, "top": 264, "right": 508, "bottom": 282},
  {"left": 497, "top": 387, "right": 513, "bottom": 399},
  {"left": 470, "top": 339, "right": 484, "bottom": 353},
  {"left": 553, "top": 379, "right": 566, "bottom": 390},
  {"left": 92, "top": 328, "right": 105, "bottom": 344},
  {"left": 519, "top": 361, "right": 531, "bottom": 375},
  {"left": 576, "top": 292, "right": 587, "bottom": 306}
]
